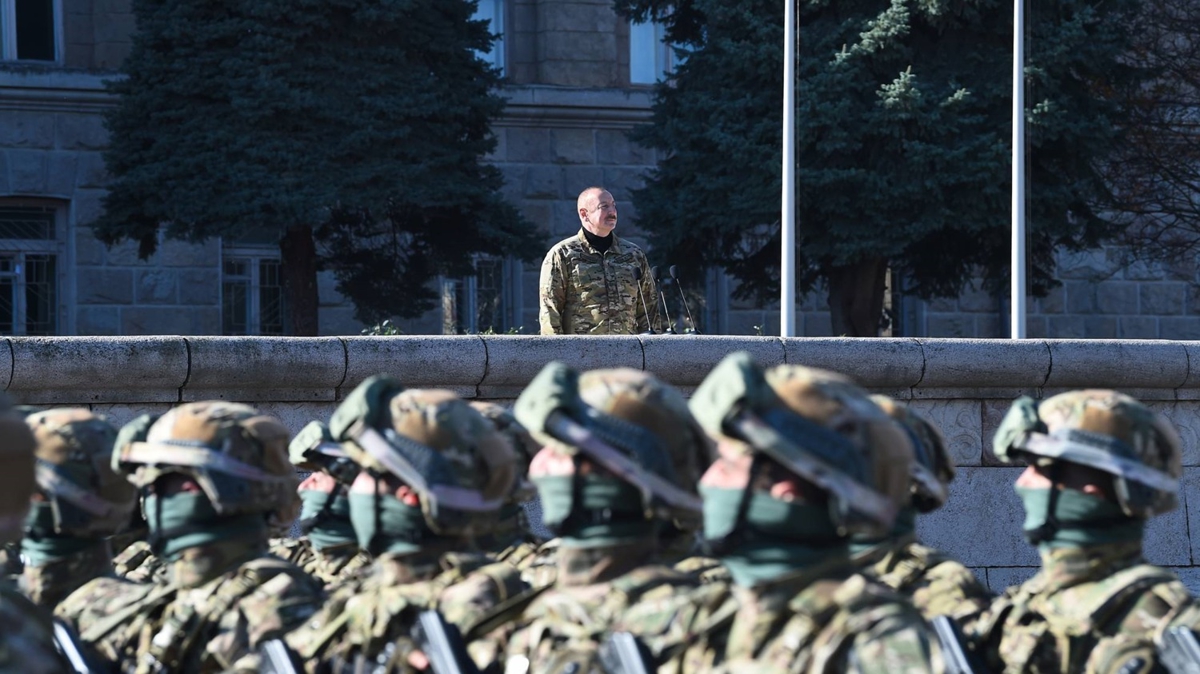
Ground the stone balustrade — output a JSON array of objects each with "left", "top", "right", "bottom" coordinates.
[{"left": 5, "top": 335, "right": 1200, "bottom": 592}]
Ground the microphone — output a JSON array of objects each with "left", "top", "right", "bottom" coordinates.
[
  {"left": 631, "top": 266, "right": 656, "bottom": 334},
  {"left": 669, "top": 265, "right": 699, "bottom": 334},
  {"left": 651, "top": 266, "right": 677, "bottom": 334}
]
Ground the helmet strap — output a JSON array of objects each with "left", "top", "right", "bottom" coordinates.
[{"left": 298, "top": 481, "right": 345, "bottom": 535}]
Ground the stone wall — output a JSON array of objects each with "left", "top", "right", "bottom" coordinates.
[{"left": 5, "top": 335, "right": 1200, "bottom": 593}]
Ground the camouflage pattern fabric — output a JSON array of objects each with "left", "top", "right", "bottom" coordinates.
[
  {"left": 0, "top": 543, "right": 21, "bottom": 583},
  {"left": 22, "top": 540, "right": 114, "bottom": 608},
  {"left": 538, "top": 229, "right": 660, "bottom": 335},
  {"left": 268, "top": 536, "right": 372, "bottom": 587},
  {"left": 855, "top": 534, "right": 992, "bottom": 624},
  {"left": 112, "top": 539, "right": 169, "bottom": 584},
  {"left": 55, "top": 541, "right": 325, "bottom": 673},
  {"left": 967, "top": 541, "right": 1189, "bottom": 673},
  {"left": 284, "top": 549, "right": 526, "bottom": 673},
  {"left": 673, "top": 554, "right": 731, "bottom": 584},
  {"left": 0, "top": 582, "right": 71, "bottom": 673}
]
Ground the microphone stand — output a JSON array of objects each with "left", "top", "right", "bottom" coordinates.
[
  {"left": 669, "top": 265, "right": 700, "bottom": 334},
  {"left": 632, "top": 266, "right": 656, "bottom": 334},
  {"left": 651, "top": 266, "right": 677, "bottom": 334}
]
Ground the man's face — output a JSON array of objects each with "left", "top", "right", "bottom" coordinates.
[{"left": 579, "top": 190, "right": 618, "bottom": 236}]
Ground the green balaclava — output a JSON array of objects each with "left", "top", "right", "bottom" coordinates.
[
  {"left": 701, "top": 484, "right": 845, "bottom": 587},
  {"left": 1014, "top": 485, "right": 1143, "bottom": 552},
  {"left": 144, "top": 490, "right": 266, "bottom": 561},
  {"left": 534, "top": 474, "right": 659, "bottom": 548},
  {"left": 20, "top": 502, "right": 98, "bottom": 566},
  {"left": 347, "top": 490, "right": 434, "bottom": 556},
  {"left": 298, "top": 489, "right": 357, "bottom": 552}
]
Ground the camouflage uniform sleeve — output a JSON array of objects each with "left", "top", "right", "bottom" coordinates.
[
  {"left": 210, "top": 566, "right": 326, "bottom": 672},
  {"left": 843, "top": 608, "right": 941, "bottom": 674},
  {"left": 539, "top": 247, "right": 567, "bottom": 335},
  {"left": 637, "top": 251, "right": 661, "bottom": 333}
]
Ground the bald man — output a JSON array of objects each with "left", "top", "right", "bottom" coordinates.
[{"left": 538, "top": 186, "right": 660, "bottom": 335}]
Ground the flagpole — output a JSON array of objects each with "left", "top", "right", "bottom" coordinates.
[
  {"left": 1011, "top": 0, "right": 1027, "bottom": 339},
  {"left": 781, "top": 0, "right": 796, "bottom": 337}
]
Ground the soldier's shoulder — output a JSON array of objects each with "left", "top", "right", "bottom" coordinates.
[{"left": 547, "top": 233, "right": 585, "bottom": 256}]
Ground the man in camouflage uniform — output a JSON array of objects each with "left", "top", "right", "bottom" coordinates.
[
  {"left": 482, "top": 362, "right": 711, "bottom": 673},
  {"left": 20, "top": 408, "right": 139, "bottom": 609},
  {"left": 539, "top": 186, "right": 661, "bottom": 335},
  {"left": 279, "top": 376, "right": 527, "bottom": 673},
  {"left": 638, "top": 351, "right": 942, "bottom": 673},
  {"left": 55, "top": 401, "right": 325, "bottom": 673},
  {"left": 968, "top": 390, "right": 1193, "bottom": 673},
  {"left": 0, "top": 396, "right": 73, "bottom": 672},
  {"left": 850, "top": 396, "right": 992, "bottom": 624},
  {"left": 109, "top": 413, "right": 170, "bottom": 583},
  {"left": 269, "top": 420, "right": 372, "bottom": 585}
]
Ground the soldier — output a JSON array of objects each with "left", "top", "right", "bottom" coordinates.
[
  {"left": 486, "top": 363, "right": 711, "bottom": 673},
  {"left": 55, "top": 401, "right": 325, "bottom": 672},
  {"left": 109, "top": 413, "right": 169, "bottom": 583},
  {"left": 468, "top": 401, "right": 543, "bottom": 568},
  {"left": 269, "top": 420, "right": 371, "bottom": 585},
  {"left": 0, "top": 396, "right": 74, "bottom": 672},
  {"left": 280, "top": 377, "right": 526, "bottom": 673},
  {"left": 20, "top": 408, "right": 139, "bottom": 609},
  {"left": 642, "top": 351, "right": 941, "bottom": 672},
  {"left": 538, "top": 186, "right": 661, "bottom": 335},
  {"left": 850, "top": 396, "right": 992, "bottom": 624},
  {"left": 968, "top": 390, "right": 1192, "bottom": 673}
]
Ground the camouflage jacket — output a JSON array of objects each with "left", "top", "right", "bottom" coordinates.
[
  {"left": 657, "top": 555, "right": 942, "bottom": 674},
  {"left": 268, "top": 537, "right": 372, "bottom": 587},
  {"left": 22, "top": 541, "right": 115, "bottom": 609},
  {"left": 538, "top": 229, "right": 660, "bottom": 335},
  {"left": 0, "top": 581, "right": 72, "bottom": 673},
  {"left": 285, "top": 548, "right": 527, "bottom": 673},
  {"left": 112, "top": 539, "right": 169, "bottom": 584},
  {"left": 967, "top": 541, "right": 1190, "bottom": 673},
  {"left": 855, "top": 535, "right": 992, "bottom": 624},
  {"left": 55, "top": 542, "right": 325, "bottom": 673}
]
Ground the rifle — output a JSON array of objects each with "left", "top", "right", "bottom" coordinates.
[
  {"left": 259, "top": 638, "right": 301, "bottom": 674},
  {"left": 931, "top": 615, "right": 976, "bottom": 674},
  {"left": 1160, "top": 625, "right": 1200, "bottom": 674},
  {"left": 53, "top": 619, "right": 96, "bottom": 674},
  {"left": 412, "top": 610, "right": 480, "bottom": 674},
  {"left": 598, "top": 632, "right": 652, "bottom": 674}
]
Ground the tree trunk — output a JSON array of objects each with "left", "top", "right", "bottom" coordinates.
[
  {"left": 827, "top": 257, "right": 888, "bottom": 337},
  {"left": 280, "top": 225, "right": 320, "bottom": 336}
]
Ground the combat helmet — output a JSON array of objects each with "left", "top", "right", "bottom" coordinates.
[
  {"left": 993, "top": 390, "right": 1181, "bottom": 519},
  {"left": 24, "top": 409, "right": 138, "bottom": 539},
  {"left": 688, "top": 351, "right": 914, "bottom": 540},
  {"left": 329, "top": 376, "right": 517, "bottom": 537},
  {"left": 870, "top": 396, "right": 955, "bottom": 513},
  {"left": 113, "top": 401, "right": 298, "bottom": 531},
  {"left": 513, "top": 363, "right": 710, "bottom": 535},
  {"left": 0, "top": 395, "right": 36, "bottom": 545}
]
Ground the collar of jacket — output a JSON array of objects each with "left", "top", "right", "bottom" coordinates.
[
  {"left": 1037, "top": 539, "right": 1145, "bottom": 592},
  {"left": 575, "top": 228, "right": 624, "bottom": 256}
]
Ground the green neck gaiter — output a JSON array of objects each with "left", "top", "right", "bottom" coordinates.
[
  {"left": 849, "top": 508, "right": 917, "bottom": 556},
  {"left": 21, "top": 502, "right": 99, "bottom": 567},
  {"left": 298, "top": 490, "right": 357, "bottom": 552},
  {"left": 534, "top": 475, "right": 658, "bottom": 548},
  {"left": 701, "top": 485, "right": 846, "bottom": 587},
  {"left": 347, "top": 491, "right": 434, "bottom": 555},
  {"left": 145, "top": 491, "right": 267, "bottom": 561},
  {"left": 1015, "top": 486, "right": 1143, "bottom": 552}
]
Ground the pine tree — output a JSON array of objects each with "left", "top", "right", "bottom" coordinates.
[
  {"left": 621, "top": 0, "right": 1144, "bottom": 335},
  {"left": 96, "top": 0, "right": 537, "bottom": 333}
]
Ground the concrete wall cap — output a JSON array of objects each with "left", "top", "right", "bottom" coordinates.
[
  {"left": 8, "top": 336, "right": 187, "bottom": 403},
  {"left": 0, "top": 338, "right": 10, "bottom": 391},
  {"left": 481, "top": 335, "right": 644, "bottom": 397},
  {"left": 1044, "top": 339, "right": 1189, "bottom": 391},
  {"left": 918, "top": 338, "right": 1051, "bottom": 389},
  {"left": 643, "top": 335, "right": 783, "bottom": 387},
  {"left": 342, "top": 336, "right": 487, "bottom": 398},
  {"left": 783, "top": 337, "right": 923, "bottom": 389},
  {"left": 182, "top": 337, "right": 346, "bottom": 402}
]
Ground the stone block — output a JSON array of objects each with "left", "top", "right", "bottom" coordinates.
[
  {"left": 75, "top": 307, "right": 119, "bottom": 335},
  {"left": 342, "top": 336, "right": 487, "bottom": 397},
  {"left": 601, "top": 167, "right": 647, "bottom": 201},
  {"left": 803, "top": 312, "right": 832, "bottom": 336},
  {"left": 0, "top": 111, "right": 55, "bottom": 148},
  {"left": 1123, "top": 257, "right": 1166, "bottom": 282},
  {"left": 957, "top": 285, "right": 996, "bottom": 313},
  {"left": 984, "top": 567, "right": 1037, "bottom": 593},
  {"left": 518, "top": 200, "right": 554, "bottom": 235},
  {"left": 1118, "top": 316, "right": 1159, "bottom": 339},
  {"left": 641, "top": 334, "right": 781, "bottom": 389},
  {"left": 1186, "top": 468, "right": 1200, "bottom": 564},
  {"left": 551, "top": 129, "right": 596, "bottom": 164},
  {"left": 317, "top": 306, "right": 362, "bottom": 336},
  {"left": 8, "top": 337, "right": 188, "bottom": 403},
  {"left": 1145, "top": 493, "right": 1191, "bottom": 566},
  {"left": 178, "top": 269, "right": 219, "bottom": 306},
  {"left": 135, "top": 269, "right": 178, "bottom": 304},
  {"left": 94, "top": 42, "right": 131, "bottom": 70},
  {"left": 917, "top": 466, "right": 1038, "bottom": 567},
  {"left": 239, "top": 401, "right": 336, "bottom": 436},
  {"left": 88, "top": 403, "right": 177, "bottom": 431},
  {"left": 505, "top": 127, "right": 553, "bottom": 163},
  {"left": 75, "top": 227, "right": 106, "bottom": 265},
  {"left": 1057, "top": 248, "right": 1116, "bottom": 280},
  {"left": 1141, "top": 283, "right": 1186, "bottom": 315},
  {"left": 926, "top": 314, "right": 973, "bottom": 338},
  {"left": 975, "top": 314, "right": 1004, "bottom": 338},
  {"left": 121, "top": 306, "right": 221, "bottom": 335},
  {"left": 1064, "top": 280, "right": 1097, "bottom": 314},
  {"left": 906, "top": 399, "right": 983, "bottom": 466},
  {"left": 982, "top": 398, "right": 1016, "bottom": 465},
  {"left": 783, "top": 337, "right": 923, "bottom": 390},
  {"left": 524, "top": 165, "right": 563, "bottom": 199},
  {"left": 0, "top": 339, "right": 10, "bottom": 390},
  {"left": 552, "top": 200, "right": 582, "bottom": 236},
  {"left": 317, "top": 270, "right": 345, "bottom": 306},
  {"left": 72, "top": 189, "right": 107, "bottom": 226},
  {"left": 0, "top": 152, "right": 8, "bottom": 193},
  {"left": 1096, "top": 281, "right": 1139, "bottom": 314},
  {"left": 1037, "top": 285, "right": 1064, "bottom": 314},
  {"left": 919, "top": 339, "right": 1050, "bottom": 391},
  {"left": 539, "top": 60, "right": 619, "bottom": 88},
  {"left": 55, "top": 113, "right": 109, "bottom": 150},
  {"left": 1025, "top": 316, "right": 1048, "bottom": 338},
  {"left": 1045, "top": 340, "right": 1189, "bottom": 390},
  {"left": 1155, "top": 403, "right": 1200, "bottom": 466},
  {"left": 158, "top": 237, "right": 219, "bottom": 268},
  {"left": 596, "top": 129, "right": 654, "bottom": 165},
  {"left": 64, "top": 10, "right": 94, "bottom": 47},
  {"left": 928, "top": 296, "right": 958, "bottom": 312},
  {"left": 1173, "top": 567, "right": 1200, "bottom": 595},
  {"left": 93, "top": 10, "right": 135, "bottom": 43},
  {"left": 540, "top": 32, "right": 617, "bottom": 62},
  {"left": 1082, "top": 316, "right": 1117, "bottom": 338},
  {"left": 183, "top": 337, "right": 346, "bottom": 402},
  {"left": 75, "top": 152, "right": 109, "bottom": 188},
  {"left": 538, "top": 3, "right": 617, "bottom": 31},
  {"left": 1160, "top": 317, "right": 1200, "bottom": 341},
  {"left": 46, "top": 152, "right": 79, "bottom": 196},
  {"left": 1046, "top": 315, "right": 1086, "bottom": 339},
  {"left": 481, "top": 335, "right": 644, "bottom": 396},
  {"left": 103, "top": 238, "right": 146, "bottom": 266},
  {"left": 78, "top": 268, "right": 132, "bottom": 304},
  {"left": 9, "top": 150, "right": 47, "bottom": 193},
  {"left": 562, "top": 167, "right": 605, "bottom": 193}
]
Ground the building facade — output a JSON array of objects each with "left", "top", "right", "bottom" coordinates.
[{"left": 1, "top": 0, "right": 1194, "bottom": 339}]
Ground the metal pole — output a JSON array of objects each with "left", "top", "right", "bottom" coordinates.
[
  {"left": 1011, "top": 0, "right": 1027, "bottom": 339},
  {"left": 781, "top": 0, "right": 796, "bottom": 337}
]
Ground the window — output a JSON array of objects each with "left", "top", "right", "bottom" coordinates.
[
  {"left": 630, "top": 19, "right": 679, "bottom": 85},
  {"left": 222, "top": 251, "right": 284, "bottom": 335},
  {"left": 0, "top": 203, "right": 60, "bottom": 335},
  {"left": 472, "top": 0, "right": 504, "bottom": 73},
  {"left": 441, "top": 255, "right": 519, "bottom": 334},
  {"left": 0, "top": 0, "right": 61, "bottom": 62}
]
